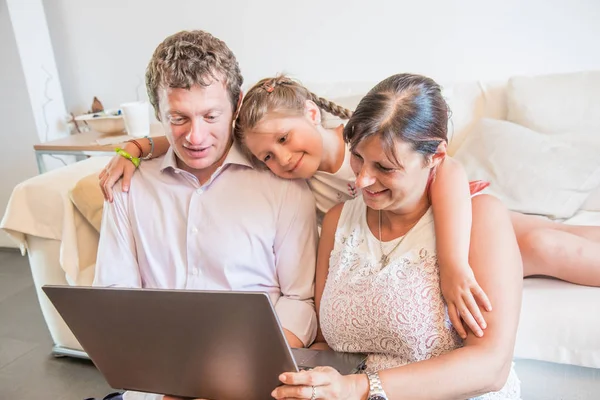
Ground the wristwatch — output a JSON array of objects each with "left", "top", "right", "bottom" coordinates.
[{"left": 366, "top": 371, "right": 389, "bottom": 400}]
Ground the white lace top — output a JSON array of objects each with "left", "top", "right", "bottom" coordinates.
[{"left": 320, "top": 197, "right": 521, "bottom": 399}]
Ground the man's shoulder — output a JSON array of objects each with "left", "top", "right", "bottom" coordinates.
[
  {"left": 130, "top": 156, "right": 168, "bottom": 184},
  {"left": 243, "top": 168, "right": 312, "bottom": 194},
  {"left": 137, "top": 155, "right": 165, "bottom": 174},
  {"left": 109, "top": 156, "right": 168, "bottom": 204}
]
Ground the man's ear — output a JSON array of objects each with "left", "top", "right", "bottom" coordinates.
[
  {"left": 237, "top": 91, "right": 243, "bottom": 111},
  {"left": 232, "top": 91, "right": 244, "bottom": 128},
  {"left": 304, "top": 100, "right": 322, "bottom": 125},
  {"left": 428, "top": 141, "right": 448, "bottom": 168},
  {"left": 234, "top": 91, "right": 243, "bottom": 118}
]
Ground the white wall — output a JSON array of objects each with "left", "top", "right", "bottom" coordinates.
[
  {"left": 43, "top": 0, "right": 600, "bottom": 114},
  {"left": 3, "top": 0, "right": 599, "bottom": 247},
  {"left": 0, "top": 0, "right": 41, "bottom": 247}
]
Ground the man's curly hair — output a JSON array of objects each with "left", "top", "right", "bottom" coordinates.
[{"left": 146, "top": 30, "right": 243, "bottom": 120}]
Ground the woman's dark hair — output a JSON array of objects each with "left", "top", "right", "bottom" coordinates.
[{"left": 343, "top": 73, "right": 449, "bottom": 164}]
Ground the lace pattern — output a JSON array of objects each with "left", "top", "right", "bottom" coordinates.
[{"left": 319, "top": 198, "right": 521, "bottom": 399}]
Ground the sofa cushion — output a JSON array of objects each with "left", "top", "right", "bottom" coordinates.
[
  {"left": 454, "top": 118, "right": 600, "bottom": 219},
  {"left": 0, "top": 156, "right": 110, "bottom": 283},
  {"left": 516, "top": 278, "right": 600, "bottom": 368},
  {"left": 581, "top": 188, "right": 600, "bottom": 212},
  {"left": 564, "top": 210, "right": 600, "bottom": 226},
  {"left": 507, "top": 70, "right": 600, "bottom": 134},
  {"left": 444, "top": 80, "right": 508, "bottom": 155},
  {"left": 69, "top": 171, "right": 105, "bottom": 233}
]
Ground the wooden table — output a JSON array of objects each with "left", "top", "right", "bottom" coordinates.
[{"left": 33, "top": 125, "right": 163, "bottom": 173}]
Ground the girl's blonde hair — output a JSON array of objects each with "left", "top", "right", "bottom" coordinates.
[{"left": 234, "top": 75, "right": 353, "bottom": 165}]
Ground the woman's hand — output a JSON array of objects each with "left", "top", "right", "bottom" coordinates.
[
  {"left": 99, "top": 142, "right": 140, "bottom": 202},
  {"left": 271, "top": 366, "right": 367, "bottom": 400},
  {"left": 440, "top": 264, "right": 492, "bottom": 339}
]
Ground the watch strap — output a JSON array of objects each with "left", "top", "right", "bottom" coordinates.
[{"left": 366, "top": 371, "right": 388, "bottom": 399}]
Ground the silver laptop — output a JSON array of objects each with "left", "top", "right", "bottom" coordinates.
[{"left": 42, "top": 285, "right": 367, "bottom": 400}]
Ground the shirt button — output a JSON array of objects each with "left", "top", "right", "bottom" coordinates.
[
  {"left": 196, "top": 187, "right": 204, "bottom": 194},
  {"left": 191, "top": 268, "right": 199, "bottom": 276},
  {"left": 191, "top": 227, "right": 198, "bottom": 234}
]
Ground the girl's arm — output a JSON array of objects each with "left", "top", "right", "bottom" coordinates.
[
  {"left": 430, "top": 156, "right": 491, "bottom": 338},
  {"left": 99, "top": 136, "right": 170, "bottom": 202}
]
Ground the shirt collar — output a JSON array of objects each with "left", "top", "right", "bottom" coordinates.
[{"left": 160, "top": 139, "right": 253, "bottom": 173}]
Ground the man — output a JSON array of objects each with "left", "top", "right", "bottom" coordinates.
[{"left": 93, "top": 30, "right": 318, "bottom": 400}]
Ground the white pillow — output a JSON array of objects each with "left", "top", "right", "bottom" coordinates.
[
  {"left": 444, "top": 81, "right": 508, "bottom": 155},
  {"left": 507, "top": 70, "right": 600, "bottom": 134},
  {"left": 581, "top": 188, "right": 600, "bottom": 212},
  {"left": 454, "top": 118, "right": 600, "bottom": 219}
]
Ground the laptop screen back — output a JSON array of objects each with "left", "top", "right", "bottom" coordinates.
[{"left": 43, "top": 286, "right": 298, "bottom": 400}]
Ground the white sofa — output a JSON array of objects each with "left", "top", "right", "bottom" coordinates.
[
  {"left": 1, "top": 156, "right": 110, "bottom": 358},
  {"left": 2, "top": 71, "right": 600, "bottom": 399}
]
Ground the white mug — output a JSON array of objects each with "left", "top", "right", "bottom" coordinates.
[{"left": 120, "top": 101, "right": 150, "bottom": 138}]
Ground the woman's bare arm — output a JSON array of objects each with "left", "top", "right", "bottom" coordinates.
[
  {"left": 369, "top": 194, "right": 523, "bottom": 399},
  {"left": 310, "top": 203, "right": 344, "bottom": 350}
]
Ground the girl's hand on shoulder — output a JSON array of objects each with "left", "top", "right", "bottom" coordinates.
[
  {"left": 98, "top": 143, "right": 140, "bottom": 202},
  {"left": 440, "top": 263, "right": 492, "bottom": 339}
]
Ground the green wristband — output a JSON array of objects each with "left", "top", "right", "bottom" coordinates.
[{"left": 115, "top": 147, "right": 141, "bottom": 168}]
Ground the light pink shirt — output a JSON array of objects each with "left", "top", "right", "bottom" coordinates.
[{"left": 93, "top": 143, "right": 318, "bottom": 346}]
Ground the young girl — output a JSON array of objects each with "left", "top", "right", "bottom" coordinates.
[{"left": 99, "top": 75, "right": 600, "bottom": 337}]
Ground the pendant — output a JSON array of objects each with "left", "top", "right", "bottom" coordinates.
[{"left": 380, "top": 254, "right": 389, "bottom": 268}]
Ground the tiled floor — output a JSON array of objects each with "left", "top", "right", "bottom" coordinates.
[
  {"left": 3, "top": 248, "right": 600, "bottom": 399},
  {"left": 0, "top": 250, "right": 113, "bottom": 400}
]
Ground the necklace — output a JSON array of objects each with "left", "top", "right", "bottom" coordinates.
[{"left": 378, "top": 209, "right": 416, "bottom": 268}]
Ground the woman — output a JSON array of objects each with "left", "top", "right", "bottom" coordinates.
[{"left": 271, "top": 74, "right": 522, "bottom": 399}]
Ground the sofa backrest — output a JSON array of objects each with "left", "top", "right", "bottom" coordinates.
[
  {"left": 311, "top": 79, "right": 510, "bottom": 155},
  {"left": 443, "top": 80, "right": 508, "bottom": 154}
]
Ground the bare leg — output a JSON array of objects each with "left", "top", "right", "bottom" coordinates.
[
  {"left": 510, "top": 212, "right": 600, "bottom": 241},
  {"left": 510, "top": 212, "right": 600, "bottom": 286}
]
